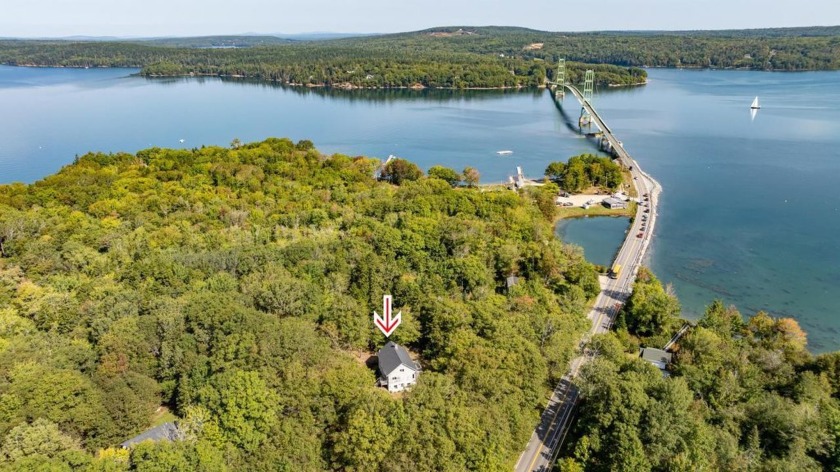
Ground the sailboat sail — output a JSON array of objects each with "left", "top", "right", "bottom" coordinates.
[{"left": 751, "top": 96, "right": 760, "bottom": 109}]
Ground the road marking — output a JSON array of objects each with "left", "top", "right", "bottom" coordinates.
[
  {"left": 517, "top": 88, "right": 660, "bottom": 471},
  {"left": 523, "top": 295, "right": 623, "bottom": 471},
  {"left": 524, "top": 377, "right": 575, "bottom": 471}
]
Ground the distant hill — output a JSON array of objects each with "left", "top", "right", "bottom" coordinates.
[
  {"left": 271, "top": 32, "right": 380, "bottom": 41},
  {"left": 0, "top": 24, "right": 838, "bottom": 86},
  {"left": 136, "top": 35, "right": 297, "bottom": 48}
]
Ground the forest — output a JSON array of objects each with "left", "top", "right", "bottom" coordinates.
[
  {"left": 545, "top": 154, "right": 624, "bottom": 193},
  {"left": 557, "top": 269, "right": 840, "bottom": 471},
  {"left": 0, "top": 138, "right": 599, "bottom": 470},
  {"left": 0, "top": 138, "right": 838, "bottom": 470},
  {"left": 1, "top": 25, "right": 839, "bottom": 91},
  {"left": 0, "top": 37, "right": 643, "bottom": 89}
]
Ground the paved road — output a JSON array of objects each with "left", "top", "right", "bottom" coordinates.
[{"left": 513, "top": 87, "right": 661, "bottom": 472}]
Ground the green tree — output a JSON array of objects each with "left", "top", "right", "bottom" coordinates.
[
  {"left": 331, "top": 405, "right": 395, "bottom": 471},
  {"left": 197, "top": 370, "right": 278, "bottom": 453},
  {"left": 427, "top": 165, "right": 461, "bottom": 187},
  {"left": 0, "top": 418, "right": 81, "bottom": 462},
  {"left": 462, "top": 167, "right": 480, "bottom": 187},
  {"left": 381, "top": 159, "right": 423, "bottom": 185},
  {"left": 545, "top": 161, "right": 567, "bottom": 183},
  {"left": 622, "top": 269, "right": 680, "bottom": 337}
]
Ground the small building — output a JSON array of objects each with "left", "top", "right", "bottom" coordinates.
[
  {"left": 640, "top": 347, "right": 673, "bottom": 371},
  {"left": 120, "top": 422, "right": 180, "bottom": 449},
  {"left": 506, "top": 275, "right": 520, "bottom": 290},
  {"left": 378, "top": 341, "right": 420, "bottom": 392},
  {"left": 602, "top": 197, "right": 628, "bottom": 209}
]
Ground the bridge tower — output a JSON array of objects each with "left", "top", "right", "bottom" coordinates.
[
  {"left": 579, "top": 69, "right": 595, "bottom": 128},
  {"left": 554, "top": 58, "right": 566, "bottom": 100},
  {"left": 583, "top": 69, "right": 594, "bottom": 104}
]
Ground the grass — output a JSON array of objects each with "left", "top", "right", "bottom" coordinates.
[
  {"left": 554, "top": 201, "right": 637, "bottom": 221},
  {"left": 150, "top": 406, "right": 178, "bottom": 428},
  {"left": 621, "top": 169, "right": 639, "bottom": 198}
]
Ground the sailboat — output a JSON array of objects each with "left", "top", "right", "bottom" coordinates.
[{"left": 750, "top": 97, "right": 761, "bottom": 109}]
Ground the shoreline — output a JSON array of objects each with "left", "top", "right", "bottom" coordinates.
[{"left": 2, "top": 63, "right": 647, "bottom": 89}]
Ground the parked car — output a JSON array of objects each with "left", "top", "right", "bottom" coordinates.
[{"left": 637, "top": 232, "right": 644, "bottom": 238}]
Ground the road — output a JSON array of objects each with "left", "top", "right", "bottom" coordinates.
[{"left": 513, "top": 87, "right": 661, "bottom": 472}]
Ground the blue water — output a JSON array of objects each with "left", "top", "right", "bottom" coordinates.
[
  {"left": 1, "top": 66, "right": 839, "bottom": 352},
  {"left": 574, "top": 69, "right": 840, "bottom": 352},
  {"left": 0, "top": 66, "right": 598, "bottom": 184},
  {"left": 555, "top": 217, "right": 630, "bottom": 268}
]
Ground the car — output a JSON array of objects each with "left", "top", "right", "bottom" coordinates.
[
  {"left": 644, "top": 209, "right": 650, "bottom": 213},
  {"left": 636, "top": 232, "right": 644, "bottom": 238}
]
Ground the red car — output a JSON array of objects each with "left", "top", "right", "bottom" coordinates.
[{"left": 637, "top": 232, "right": 644, "bottom": 238}]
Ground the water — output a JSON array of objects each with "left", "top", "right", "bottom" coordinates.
[
  {"left": 576, "top": 69, "right": 840, "bottom": 352},
  {"left": 555, "top": 217, "right": 630, "bottom": 268},
  {"left": 1, "top": 66, "right": 839, "bottom": 352},
  {"left": 0, "top": 66, "right": 597, "bottom": 184}
]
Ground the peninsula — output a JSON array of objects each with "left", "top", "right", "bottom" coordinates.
[{"left": 4, "top": 25, "right": 840, "bottom": 90}]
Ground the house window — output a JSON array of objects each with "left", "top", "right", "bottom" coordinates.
[
  {"left": 400, "top": 368, "right": 404, "bottom": 372},
  {"left": 391, "top": 376, "right": 398, "bottom": 380}
]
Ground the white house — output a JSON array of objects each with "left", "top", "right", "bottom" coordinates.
[{"left": 377, "top": 341, "right": 420, "bottom": 392}]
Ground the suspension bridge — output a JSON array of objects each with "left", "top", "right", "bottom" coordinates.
[{"left": 514, "top": 60, "right": 663, "bottom": 472}]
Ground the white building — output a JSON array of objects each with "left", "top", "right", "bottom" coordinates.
[
  {"left": 602, "top": 196, "right": 628, "bottom": 209},
  {"left": 378, "top": 341, "right": 420, "bottom": 392}
]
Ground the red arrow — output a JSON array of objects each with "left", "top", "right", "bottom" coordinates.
[{"left": 373, "top": 295, "right": 401, "bottom": 337}]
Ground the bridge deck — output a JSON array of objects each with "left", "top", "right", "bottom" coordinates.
[{"left": 514, "top": 86, "right": 662, "bottom": 472}]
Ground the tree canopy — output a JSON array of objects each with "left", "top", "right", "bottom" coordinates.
[
  {"left": 3, "top": 26, "right": 839, "bottom": 94},
  {"left": 0, "top": 138, "right": 597, "bottom": 470},
  {"left": 545, "top": 153, "right": 624, "bottom": 193},
  {"left": 561, "top": 275, "right": 840, "bottom": 472}
]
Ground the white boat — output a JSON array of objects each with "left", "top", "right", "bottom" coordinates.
[
  {"left": 496, "top": 150, "right": 513, "bottom": 155},
  {"left": 750, "top": 97, "right": 760, "bottom": 109}
]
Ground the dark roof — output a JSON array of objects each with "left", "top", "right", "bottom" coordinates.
[
  {"left": 120, "top": 422, "right": 180, "bottom": 448},
  {"left": 602, "top": 197, "right": 627, "bottom": 207},
  {"left": 640, "top": 347, "right": 673, "bottom": 366},
  {"left": 378, "top": 341, "right": 419, "bottom": 375}
]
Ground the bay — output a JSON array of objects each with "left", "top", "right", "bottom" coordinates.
[{"left": 1, "top": 65, "right": 839, "bottom": 352}]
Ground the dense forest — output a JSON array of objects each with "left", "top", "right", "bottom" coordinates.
[
  {"left": 1, "top": 137, "right": 839, "bottom": 470},
  {"left": 0, "top": 138, "right": 600, "bottom": 470},
  {"left": 558, "top": 269, "right": 840, "bottom": 471},
  {"left": 1, "top": 25, "right": 839, "bottom": 91},
  {"left": 0, "top": 36, "right": 643, "bottom": 89},
  {"left": 545, "top": 154, "right": 624, "bottom": 193}
]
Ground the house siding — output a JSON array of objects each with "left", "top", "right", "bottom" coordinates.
[{"left": 384, "top": 365, "right": 418, "bottom": 392}]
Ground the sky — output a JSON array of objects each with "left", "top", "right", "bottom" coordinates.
[{"left": 2, "top": 0, "right": 839, "bottom": 37}]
